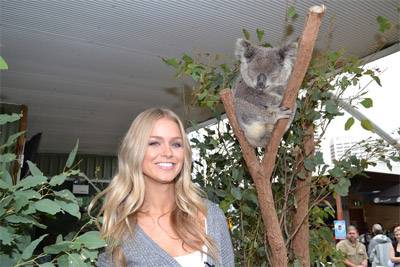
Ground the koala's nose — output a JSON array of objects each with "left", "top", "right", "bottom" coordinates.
[{"left": 257, "top": 73, "right": 266, "bottom": 88}]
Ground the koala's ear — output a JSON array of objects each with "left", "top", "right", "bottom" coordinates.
[
  {"left": 235, "top": 38, "right": 255, "bottom": 62},
  {"left": 278, "top": 42, "right": 298, "bottom": 61}
]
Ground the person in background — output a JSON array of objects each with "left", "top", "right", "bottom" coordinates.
[
  {"left": 336, "top": 225, "right": 368, "bottom": 267},
  {"left": 389, "top": 227, "right": 400, "bottom": 267},
  {"left": 368, "top": 224, "right": 391, "bottom": 267},
  {"left": 90, "top": 108, "right": 234, "bottom": 267}
]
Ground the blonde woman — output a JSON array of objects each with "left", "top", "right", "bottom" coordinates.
[
  {"left": 389, "top": 227, "right": 400, "bottom": 267},
  {"left": 91, "top": 108, "right": 234, "bottom": 267}
]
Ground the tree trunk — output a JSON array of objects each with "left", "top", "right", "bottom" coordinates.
[
  {"left": 220, "top": 6, "right": 325, "bottom": 266},
  {"left": 292, "top": 123, "right": 315, "bottom": 266}
]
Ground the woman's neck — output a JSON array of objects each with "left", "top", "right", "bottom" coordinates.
[{"left": 140, "top": 180, "right": 176, "bottom": 215}]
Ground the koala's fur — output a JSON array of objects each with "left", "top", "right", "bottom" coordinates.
[{"left": 232, "top": 38, "right": 297, "bottom": 147}]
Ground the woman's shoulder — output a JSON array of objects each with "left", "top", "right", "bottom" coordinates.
[{"left": 203, "top": 198, "right": 226, "bottom": 221}]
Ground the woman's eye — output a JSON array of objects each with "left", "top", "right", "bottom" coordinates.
[
  {"left": 148, "top": 141, "right": 159, "bottom": 146},
  {"left": 172, "top": 142, "right": 182, "bottom": 148}
]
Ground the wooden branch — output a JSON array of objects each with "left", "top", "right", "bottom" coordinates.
[
  {"left": 220, "top": 5, "right": 325, "bottom": 267},
  {"left": 261, "top": 4, "right": 326, "bottom": 173}
]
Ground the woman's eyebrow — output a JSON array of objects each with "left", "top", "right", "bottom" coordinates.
[{"left": 149, "top": 136, "right": 183, "bottom": 140}]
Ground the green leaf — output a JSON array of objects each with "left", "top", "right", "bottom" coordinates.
[
  {"left": 242, "top": 29, "right": 251, "bottom": 40},
  {"left": 81, "top": 248, "right": 98, "bottom": 261},
  {"left": 287, "top": 6, "right": 298, "bottom": 19},
  {"left": 256, "top": 28, "right": 264, "bottom": 42},
  {"left": 0, "top": 226, "right": 14, "bottom": 245},
  {"left": 66, "top": 139, "right": 79, "bottom": 168},
  {"left": 14, "top": 189, "right": 41, "bottom": 199},
  {"left": 360, "top": 98, "right": 373, "bottom": 108},
  {"left": 68, "top": 253, "right": 86, "bottom": 267},
  {"left": 182, "top": 53, "right": 193, "bottom": 64},
  {"left": 329, "top": 166, "right": 344, "bottom": 178},
  {"left": 0, "top": 56, "right": 8, "bottom": 70},
  {"left": 57, "top": 255, "right": 69, "bottom": 267},
  {"left": 6, "top": 215, "right": 34, "bottom": 224},
  {"left": 325, "top": 100, "right": 339, "bottom": 114},
  {"left": 55, "top": 199, "right": 81, "bottom": 219},
  {"left": 0, "top": 153, "right": 16, "bottom": 163},
  {"left": 0, "top": 179, "right": 10, "bottom": 189},
  {"left": 0, "top": 131, "right": 25, "bottom": 150},
  {"left": 76, "top": 231, "right": 106, "bottom": 250},
  {"left": 27, "top": 161, "right": 43, "bottom": 176},
  {"left": 35, "top": 199, "right": 62, "bottom": 215},
  {"left": 54, "top": 189, "right": 78, "bottom": 204},
  {"left": 162, "top": 57, "right": 179, "bottom": 68},
  {"left": 0, "top": 113, "right": 21, "bottom": 125},
  {"left": 43, "top": 241, "right": 71, "bottom": 254},
  {"left": 0, "top": 170, "right": 13, "bottom": 186},
  {"left": 361, "top": 119, "right": 374, "bottom": 132},
  {"left": 344, "top": 117, "right": 355, "bottom": 130},
  {"left": 16, "top": 175, "right": 47, "bottom": 190},
  {"left": 39, "top": 263, "right": 56, "bottom": 267},
  {"left": 377, "top": 16, "right": 391, "bottom": 33},
  {"left": 22, "top": 234, "right": 48, "bottom": 260},
  {"left": 371, "top": 75, "right": 381, "bottom": 86},
  {"left": 49, "top": 174, "right": 67, "bottom": 186},
  {"left": 230, "top": 187, "right": 242, "bottom": 200}
]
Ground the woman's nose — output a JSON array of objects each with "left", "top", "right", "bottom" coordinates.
[{"left": 161, "top": 144, "right": 173, "bottom": 157}]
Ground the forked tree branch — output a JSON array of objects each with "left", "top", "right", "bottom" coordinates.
[{"left": 220, "top": 5, "right": 325, "bottom": 267}]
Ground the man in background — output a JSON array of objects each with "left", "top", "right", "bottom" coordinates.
[
  {"left": 336, "top": 225, "right": 368, "bottom": 267},
  {"left": 368, "top": 223, "right": 391, "bottom": 267}
]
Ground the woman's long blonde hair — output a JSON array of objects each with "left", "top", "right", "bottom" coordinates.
[{"left": 89, "top": 108, "right": 218, "bottom": 266}]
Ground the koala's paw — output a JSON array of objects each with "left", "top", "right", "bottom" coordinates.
[{"left": 276, "top": 107, "right": 293, "bottom": 119}]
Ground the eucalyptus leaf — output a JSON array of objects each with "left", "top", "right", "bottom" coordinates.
[
  {"left": 57, "top": 254, "right": 70, "bottom": 267},
  {"left": 0, "top": 226, "right": 14, "bottom": 245},
  {"left": 360, "top": 98, "right": 373, "bottom": 108},
  {"left": 0, "top": 153, "right": 16, "bottom": 163},
  {"left": 344, "top": 117, "right": 355, "bottom": 130},
  {"left": 81, "top": 248, "right": 98, "bottom": 261},
  {"left": 76, "top": 231, "right": 106, "bottom": 250},
  {"left": 377, "top": 15, "right": 391, "bottom": 33},
  {"left": 54, "top": 189, "right": 78, "bottom": 204},
  {"left": 39, "top": 263, "right": 56, "bottom": 267},
  {"left": 49, "top": 174, "right": 67, "bottom": 186},
  {"left": 0, "top": 113, "right": 21, "bottom": 125},
  {"left": 43, "top": 241, "right": 71, "bottom": 254},
  {"left": 0, "top": 56, "right": 8, "bottom": 70},
  {"left": 287, "top": 6, "right": 298, "bottom": 19},
  {"left": 0, "top": 169, "right": 13, "bottom": 186},
  {"left": 22, "top": 234, "right": 48, "bottom": 260},
  {"left": 55, "top": 199, "right": 81, "bottom": 219},
  {"left": 27, "top": 161, "right": 43, "bottom": 176},
  {"left": 35, "top": 199, "right": 62, "bottom": 215},
  {"left": 242, "top": 29, "right": 251, "bottom": 40},
  {"left": 230, "top": 187, "right": 242, "bottom": 200},
  {"left": 0, "top": 131, "right": 25, "bottom": 150},
  {"left": 16, "top": 175, "right": 47, "bottom": 190},
  {"left": 68, "top": 253, "right": 87, "bottom": 267},
  {"left": 361, "top": 119, "right": 374, "bottom": 132},
  {"left": 256, "top": 28, "right": 265, "bottom": 42},
  {"left": 66, "top": 139, "right": 79, "bottom": 168}
]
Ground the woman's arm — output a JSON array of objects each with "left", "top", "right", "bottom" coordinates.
[{"left": 389, "top": 245, "right": 400, "bottom": 263}]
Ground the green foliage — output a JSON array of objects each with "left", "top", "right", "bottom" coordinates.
[
  {"left": 165, "top": 24, "right": 396, "bottom": 265},
  {"left": 0, "top": 56, "right": 8, "bottom": 70},
  {"left": 376, "top": 16, "right": 392, "bottom": 33},
  {"left": 0, "top": 114, "right": 105, "bottom": 266}
]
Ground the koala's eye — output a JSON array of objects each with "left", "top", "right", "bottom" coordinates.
[{"left": 244, "top": 48, "right": 254, "bottom": 60}]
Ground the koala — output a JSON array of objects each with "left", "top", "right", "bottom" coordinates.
[{"left": 232, "top": 38, "right": 297, "bottom": 147}]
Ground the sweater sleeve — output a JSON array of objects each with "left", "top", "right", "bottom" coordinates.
[{"left": 208, "top": 201, "right": 235, "bottom": 267}]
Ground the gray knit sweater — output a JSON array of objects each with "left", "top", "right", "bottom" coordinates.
[{"left": 97, "top": 200, "right": 235, "bottom": 267}]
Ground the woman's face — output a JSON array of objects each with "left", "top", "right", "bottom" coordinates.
[
  {"left": 395, "top": 230, "right": 400, "bottom": 241},
  {"left": 142, "top": 117, "right": 184, "bottom": 184}
]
